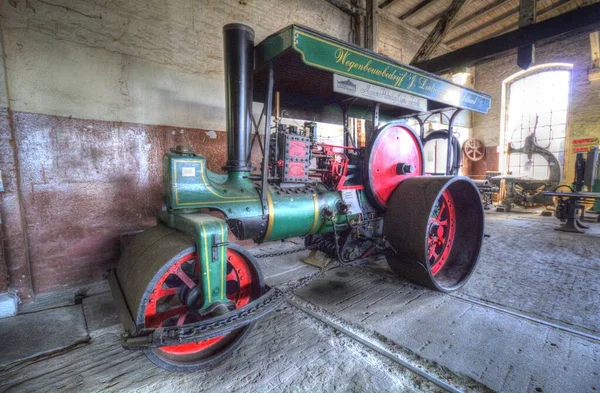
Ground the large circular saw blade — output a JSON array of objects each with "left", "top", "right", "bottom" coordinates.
[{"left": 364, "top": 123, "right": 424, "bottom": 211}]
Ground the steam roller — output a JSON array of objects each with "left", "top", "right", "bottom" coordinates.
[{"left": 109, "top": 23, "right": 491, "bottom": 371}]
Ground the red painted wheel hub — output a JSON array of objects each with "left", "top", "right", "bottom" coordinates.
[
  {"left": 366, "top": 125, "right": 423, "bottom": 210},
  {"left": 144, "top": 248, "right": 254, "bottom": 356},
  {"left": 428, "top": 190, "right": 456, "bottom": 275}
]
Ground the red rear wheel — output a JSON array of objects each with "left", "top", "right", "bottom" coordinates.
[{"left": 427, "top": 190, "right": 456, "bottom": 276}]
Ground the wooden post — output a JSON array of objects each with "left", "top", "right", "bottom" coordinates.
[
  {"left": 517, "top": 0, "right": 537, "bottom": 70},
  {"left": 353, "top": 0, "right": 366, "bottom": 47},
  {"left": 366, "top": 0, "right": 378, "bottom": 51}
]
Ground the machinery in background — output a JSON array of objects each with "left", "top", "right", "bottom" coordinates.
[
  {"left": 473, "top": 177, "right": 500, "bottom": 210},
  {"left": 542, "top": 147, "right": 600, "bottom": 233},
  {"left": 108, "top": 23, "right": 491, "bottom": 372},
  {"left": 495, "top": 117, "right": 561, "bottom": 210}
]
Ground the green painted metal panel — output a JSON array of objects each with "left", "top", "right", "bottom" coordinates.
[
  {"left": 164, "top": 153, "right": 262, "bottom": 218},
  {"left": 254, "top": 29, "right": 293, "bottom": 68},
  {"left": 291, "top": 27, "right": 490, "bottom": 114},
  {"left": 264, "top": 183, "right": 356, "bottom": 241},
  {"left": 158, "top": 212, "right": 229, "bottom": 311},
  {"left": 254, "top": 25, "right": 491, "bottom": 114}
]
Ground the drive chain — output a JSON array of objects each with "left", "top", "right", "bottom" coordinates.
[{"left": 124, "top": 247, "right": 331, "bottom": 349}]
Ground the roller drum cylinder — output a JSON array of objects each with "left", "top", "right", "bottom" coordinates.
[{"left": 383, "top": 176, "right": 484, "bottom": 292}]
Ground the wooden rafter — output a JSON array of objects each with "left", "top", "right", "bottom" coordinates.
[
  {"left": 467, "top": 0, "right": 574, "bottom": 46},
  {"left": 418, "top": 0, "right": 510, "bottom": 31},
  {"left": 445, "top": 6, "right": 518, "bottom": 46},
  {"left": 324, "top": 0, "right": 360, "bottom": 15},
  {"left": 410, "top": 0, "right": 469, "bottom": 64},
  {"left": 378, "top": 0, "right": 401, "bottom": 9},
  {"left": 413, "top": 2, "right": 600, "bottom": 74},
  {"left": 399, "top": 0, "right": 438, "bottom": 20},
  {"left": 416, "top": 11, "right": 445, "bottom": 30},
  {"left": 453, "top": 0, "right": 511, "bottom": 29},
  {"left": 377, "top": 6, "right": 454, "bottom": 54}
]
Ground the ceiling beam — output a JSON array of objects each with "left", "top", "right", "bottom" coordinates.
[
  {"left": 468, "top": 0, "right": 574, "bottom": 46},
  {"left": 324, "top": 0, "right": 361, "bottom": 15},
  {"left": 399, "top": 0, "right": 438, "bottom": 20},
  {"left": 413, "top": 2, "right": 600, "bottom": 74},
  {"left": 418, "top": 0, "right": 510, "bottom": 31},
  {"left": 453, "top": 0, "right": 510, "bottom": 29},
  {"left": 444, "top": 6, "right": 518, "bottom": 46},
  {"left": 410, "top": 0, "right": 469, "bottom": 64},
  {"left": 378, "top": 0, "right": 402, "bottom": 9},
  {"left": 377, "top": 8, "right": 454, "bottom": 54},
  {"left": 416, "top": 11, "right": 444, "bottom": 30}
]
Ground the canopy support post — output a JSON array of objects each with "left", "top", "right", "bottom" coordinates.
[
  {"left": 446, "top": 109, "right": 462, "bottom": 175},
  {"left": 260, "top": 63, "right": 274, "bottom": 216}
]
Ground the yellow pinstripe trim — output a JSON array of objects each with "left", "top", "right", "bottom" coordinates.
[
  {"left": 264, "top": 191, "right": 275, "bottom": 241},
  {"left": 173, "top": 160, "right": 253, "bottom": 206},
  {"left": 309, "top": 194, "right": 320, "bottom": 234},
  {"left": 201, "top": 225, "right": 212, "bottom": 303},
  {"left": 219, "top": 222, "right": 226, "bottom": 299}
]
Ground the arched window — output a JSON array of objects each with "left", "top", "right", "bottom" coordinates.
[{"left": 500, "top": 64, "right": 572, "bottom": 179}]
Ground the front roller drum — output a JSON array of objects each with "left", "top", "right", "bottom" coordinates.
[
  {"left": 115, "top": 224, "right": 264, "bottom": 372},
  {"left": 383, "top": 176, "right": 484, "bottom": 292}
]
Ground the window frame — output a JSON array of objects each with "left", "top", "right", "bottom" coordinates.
[{"left": 499, "top": 63, "right": 573, "bottom": 179}]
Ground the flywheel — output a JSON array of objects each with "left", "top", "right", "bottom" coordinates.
[
  {"left": 364, "top": 123, "right": 424, "bottom": 211},
  {"left": 116, "top": 224, "right": 265, "bottom": 372},
  {"left": 383, "top": 176, "right": 484, "bottom": 292}
]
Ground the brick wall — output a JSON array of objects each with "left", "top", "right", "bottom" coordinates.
[{"left": 472, "top": 32, "right": 600, "bottom": 181}]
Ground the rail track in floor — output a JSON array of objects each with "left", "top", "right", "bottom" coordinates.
[{"left": 286, "top": 296, "right": 486, "bottom": 393}]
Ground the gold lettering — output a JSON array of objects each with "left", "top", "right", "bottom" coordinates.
[
  {"left": 335, "top": 49, "right": 350, "bottom": 66},
  {"left": 332, "top": 47, "right": 441, "bottom": 94}
]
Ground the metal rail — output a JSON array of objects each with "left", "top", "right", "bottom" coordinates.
[
  {"left": 287, "top": 297, "right": 465, "bottom": 393},
  {"left": 451, "top": 295, "right": 600, "bottom": 343}
]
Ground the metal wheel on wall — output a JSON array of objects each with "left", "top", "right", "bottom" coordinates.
[
  {"left": 383, "top": 176, "right": 484, "bottom": 292},
  {"left": 116, "top": 225, "right": 264, "bottom": 372},
  {"left": 463, "top": 138, "right": 485, "bottom": 162}
]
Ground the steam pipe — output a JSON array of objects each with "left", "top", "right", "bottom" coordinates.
[{"left": 223, "top": 23, "right": 254, "bottom": 171}]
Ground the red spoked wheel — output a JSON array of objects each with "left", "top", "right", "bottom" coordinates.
[
  {"left": 427, "top": 190, "right": 456, "bottom": 276},
  {"left": 116, "top": 226, "right": 264, "bottom": 372},
  {"left": 383, "top": 176, "right": 484, "bottom": 292}
]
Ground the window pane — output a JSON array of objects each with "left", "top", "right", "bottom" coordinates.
[{"left": 504, "top": 67, "right": 570, "bottom": 180}]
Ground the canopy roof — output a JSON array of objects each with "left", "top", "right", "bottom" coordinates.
[{"left": 253, "top": 25, "right": 490, "bottom": 124}]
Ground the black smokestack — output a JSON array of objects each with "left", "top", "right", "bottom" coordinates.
[{"left": 223, "top": 23, "right": 254, "bottom": 171}]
